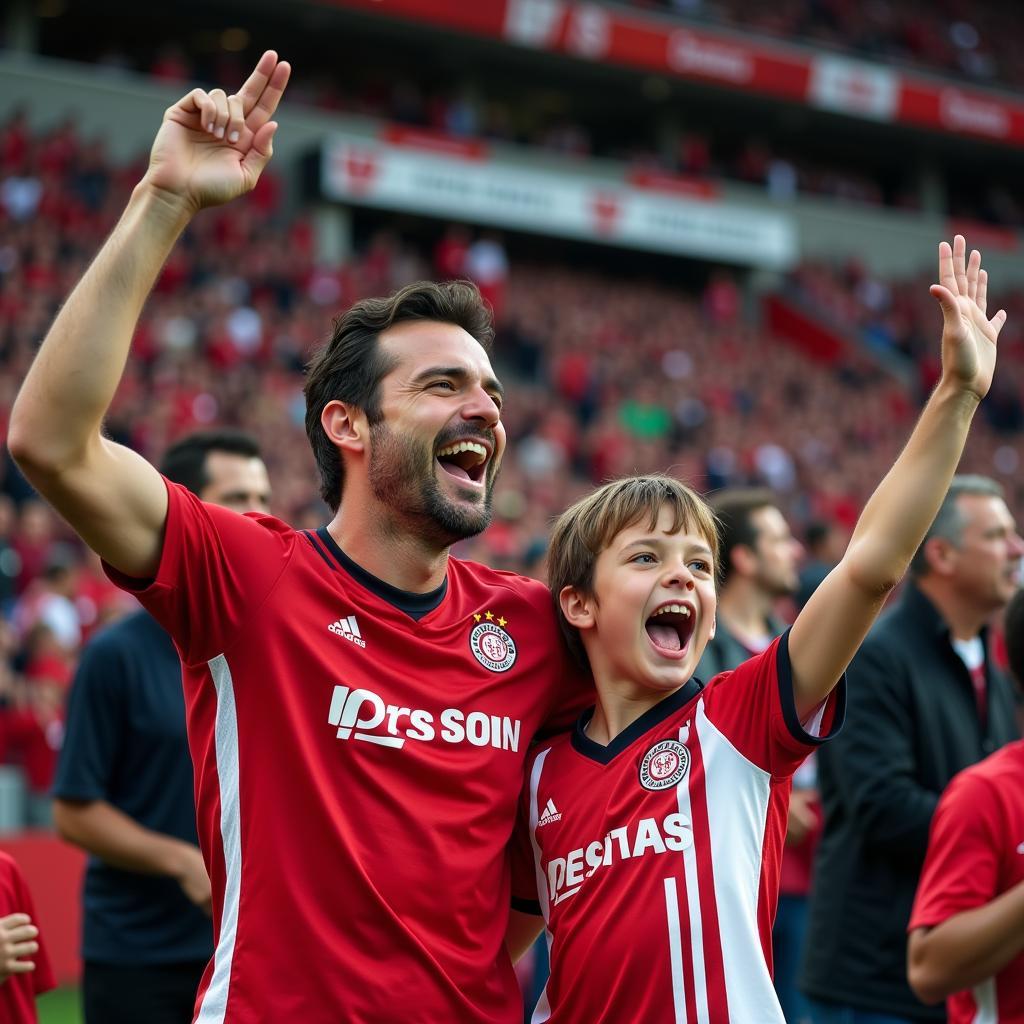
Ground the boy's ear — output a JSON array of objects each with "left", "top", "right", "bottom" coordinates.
[
  {"left": 321, "top": 400, "right": 367, "bottom": 456},
  {"left": 709, "top": 615, "right": 716, "bottom": 641},
  {"left": 559, "top": 585, "right": 595, "bottom": 631}
]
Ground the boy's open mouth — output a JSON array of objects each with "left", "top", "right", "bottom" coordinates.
[
  {"left": 644, "top": 603, "right": 695, "bottom": 653},
  {"left": 436, "top": 440, "right": 489, "bottom": 484}
]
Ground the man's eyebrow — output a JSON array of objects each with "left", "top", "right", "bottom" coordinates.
[{"left": 410, "top": 366, "right": 505, "bottom": 398}]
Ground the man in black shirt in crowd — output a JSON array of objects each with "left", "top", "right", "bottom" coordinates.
[
  {"left": 801, "top": 474, "right": 1023, "bottom": 1024},
  {"left": 53, "top": 431, "right": 271, "bottom": 1024}
]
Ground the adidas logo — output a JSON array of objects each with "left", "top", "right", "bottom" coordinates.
[
  {"left": 328, "top": 615, "right": 366, "bottom": 648},
  {"left": 538, "top": 798, "right": 562, "bottom": 827}
]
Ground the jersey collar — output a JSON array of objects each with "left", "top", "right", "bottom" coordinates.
[{"left": 571, "top": 677, "right": 704, "bottom": 765}]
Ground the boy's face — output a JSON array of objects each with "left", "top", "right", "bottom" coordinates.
[{"left": 562, "top": 504, "right": 717, "bottom": 696}]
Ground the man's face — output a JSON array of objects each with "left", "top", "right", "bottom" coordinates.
[
  {"left": 947, "top": 494, "right": 1024, "bottom": 613},
  {"left": 365, "top": 321, "right": 505, "bottom": 546},
  {"left": 199, "top": 452, "right": 272, "bottom": 514},
  {"left": 749, "top": 505, "right": 802, "bottom": 598},
  {"left": 570, "top": 505, "right": 718, "bottom": 696}
]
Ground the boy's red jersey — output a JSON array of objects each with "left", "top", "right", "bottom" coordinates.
[
  {"left": 108, "top": 480, "right": 588, "bottom": 1024},
  {"left": 512, "top": 633, "right": 844, "bottom": 1024}
]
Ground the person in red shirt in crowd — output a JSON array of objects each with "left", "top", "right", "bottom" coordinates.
[
  {"left": 0, "top": 851, "right": 55, "bottom": 1023},
  {"left": 907, "top": 587, "right": 1024, "bottom": 1022}
]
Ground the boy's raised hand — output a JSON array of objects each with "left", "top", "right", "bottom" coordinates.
[
  {"left": 930, "top": 234, "right": 1006, "bottom": 402},
  {"left": 144, "top": 50, "right": 291, "bottom": 214}
]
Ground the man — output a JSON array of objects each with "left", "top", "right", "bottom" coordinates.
[
  {"left": 802, "top": 475, "right": 1023, "bottom": 1023},
  {"left": 8, "top": 53, "right": 584, "bottom": 1022},
  {"left": 695, "top": 488, "right": 814, "bottom": 1024},
  {"left": 53, "top": 431, "right": 270, "bottom": 1024},
  {"left": 695, "top": 487, "right": 801, "bottom": 677},
  {"left": 906, "top": 588, "right": 1024, "bottom": 1023}
]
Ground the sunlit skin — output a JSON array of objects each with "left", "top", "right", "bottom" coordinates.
[
  {"left": 199, "top": 452, "right": 271, "bottom": 514},
  {"left": 323, "top": 320, "right": 507, "bottom": 589},
  {"left": 560, "top": 505, "right": 718, "bottom": 744}
]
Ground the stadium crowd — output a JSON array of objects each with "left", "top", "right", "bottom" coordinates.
[
  {"left": 635, "top": 0, "right": 1023, "bottom": 88},
  {"left": 0, "top": 108, "right": 1022, "bottom": 829},
  {"left": 14, "top": 14, "right": 1024, "bottom": 230}
]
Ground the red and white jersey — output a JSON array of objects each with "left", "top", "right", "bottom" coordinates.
[
  {"left": 910, "top": 740, "right": 1024, "bottom": 1024},
  {"left": 512, "top": 632, "right": 845, "bottom": 1024},
  {"left": 108, "top": 480, "right": 588, "bottom": 1024}
]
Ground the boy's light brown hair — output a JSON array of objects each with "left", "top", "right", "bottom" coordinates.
[{"left": 547, "top": 475, "right": 719, "bottom": 669}]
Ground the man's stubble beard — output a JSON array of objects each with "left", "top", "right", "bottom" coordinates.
[{"left": 368, "top": 421, "right": 498, "bottom": 546}]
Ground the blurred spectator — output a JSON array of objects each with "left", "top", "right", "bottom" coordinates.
[
  {"left": 795, "top": 519, "right": 847, "bottom": 609},
  {"left": 906, "top": 588, "right": 1024, "bottom": 1022},
  {"left": 53, "top": 430, "right": 270, "bottom": 1024},
  {"left": 803, "top": 476, "right": 1023, "bottom": 1023},
  {"left": 693, "top": 488, "right": 812, "bottom": 1024}
]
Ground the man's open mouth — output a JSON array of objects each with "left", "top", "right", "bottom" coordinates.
[
  {"left": 644, "top": 603, "right": 695, "bottom": 654},
  {"left": 436, "top": 440, "right": 489, "bottom": 484}
]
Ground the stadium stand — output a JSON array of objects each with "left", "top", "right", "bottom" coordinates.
[{"left": 0, "top": 1, "right": 1021, "bottom": 1017}]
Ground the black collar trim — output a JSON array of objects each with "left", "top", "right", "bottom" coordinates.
[
  {"left": 310, "top": 527, "right": 448, "bottom": 621},
  {"left": 571, "top": 677, "right": 705, "bottom": 765}
]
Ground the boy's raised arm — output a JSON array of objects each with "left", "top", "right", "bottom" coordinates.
[
  {"left": 788, "top": 235, "right": 1005, "bottom": 718},
  {"left": 7, "top": 52, "right": 290, "bottom": 579}
]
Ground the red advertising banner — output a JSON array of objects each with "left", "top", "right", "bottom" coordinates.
[{"left": 321, "top": 0, "right": 1024, "bottom": 148}]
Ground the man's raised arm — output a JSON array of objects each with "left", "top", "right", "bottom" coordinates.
[
  {"left": 8, "top": 51, "right": 290, "bottom": 578},
  {"left": 788, "top": 235, "right": 1005, "bottom": 716}
]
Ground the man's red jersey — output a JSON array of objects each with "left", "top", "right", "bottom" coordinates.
[
  {"left": 511, "top": 633, "right": 845, "bottom": 1024},
  {"left": 108, "top": 480, "right": 587, "bottom": 1024},
  {"left": 0, "top": 851, "right": 54, "bottom": 1024},
  {"left": 910, "top": 739, "right": 1024, "bottom": 1024}
]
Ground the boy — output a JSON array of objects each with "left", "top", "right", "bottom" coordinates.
[{"left": 508, "top": 236, "right": 1005, "bottom": 1023}]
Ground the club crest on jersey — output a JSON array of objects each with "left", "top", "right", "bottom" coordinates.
[
  {"left": 469, "top": 612, "right": 517, "bottom": 673},
  {"left": 639, "top": 739, "right": 690, "bottom": 791}
]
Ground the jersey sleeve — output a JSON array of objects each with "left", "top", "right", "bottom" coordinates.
[
  {"left": 104, "top": 477, "right": 296, "bottom": 665},
  {"left": 51, "top": 631, "right": 127, "bottom": 801},
  {"left": 702, "top": 628, "right": 846, "bottom": 778},
  {"left": 536, "top": 658, "right": 593, "bottom": 740},
  {"left": 510, "top": 756, "right": 542, "bottom": 916},
  {"left": 908, "top": 768, "right": 1000, "bottom": 932}
]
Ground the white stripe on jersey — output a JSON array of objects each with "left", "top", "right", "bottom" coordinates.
[
  {"left": 663, "top": 877, "right": 688, "bottom": 1024},
  {"left": 972, "top": 977, "right": 998, "bottom": 1024},
  {"left": 695, "top": 701, "right": 784, "bottom": 1023},
  {"left": 675, "top": 722, "right": 711, "bottom": 1024},
  {"left": 197, "top": 655, "right": 243, "bottom": 1024},
  {"left": 529, "top": 748, "right": 554, "bottom": 1024}
]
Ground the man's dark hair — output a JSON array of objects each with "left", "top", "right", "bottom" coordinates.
[
  {"left": 303, "top": 279, "right": 494, "bottom": 512},
  {"left": 159, "top": 430, "right": 263, "bottom": 497},
  {"left": 1005, "top": 589, "right": 1024, "bottom": 686},
  {"left": 710, "top": 487, "right": 779, "bottom": 586}
]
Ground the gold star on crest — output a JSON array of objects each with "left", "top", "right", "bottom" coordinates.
[
  {"left": 473, "top": 613, "right": 482, "bottom": 623},
  {"left": 485, "top": 610, "right": 494, "bottom": 621},
  {"left": 497, "top": 616, "right": 507, "bottom": 628}
]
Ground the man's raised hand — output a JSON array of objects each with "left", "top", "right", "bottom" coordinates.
[
  {"left": 145, "top": 50, "right": 291, "bottom": 214},
  {"left": 930, "top": 234, "right": 1007, "bottom": 402}
]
